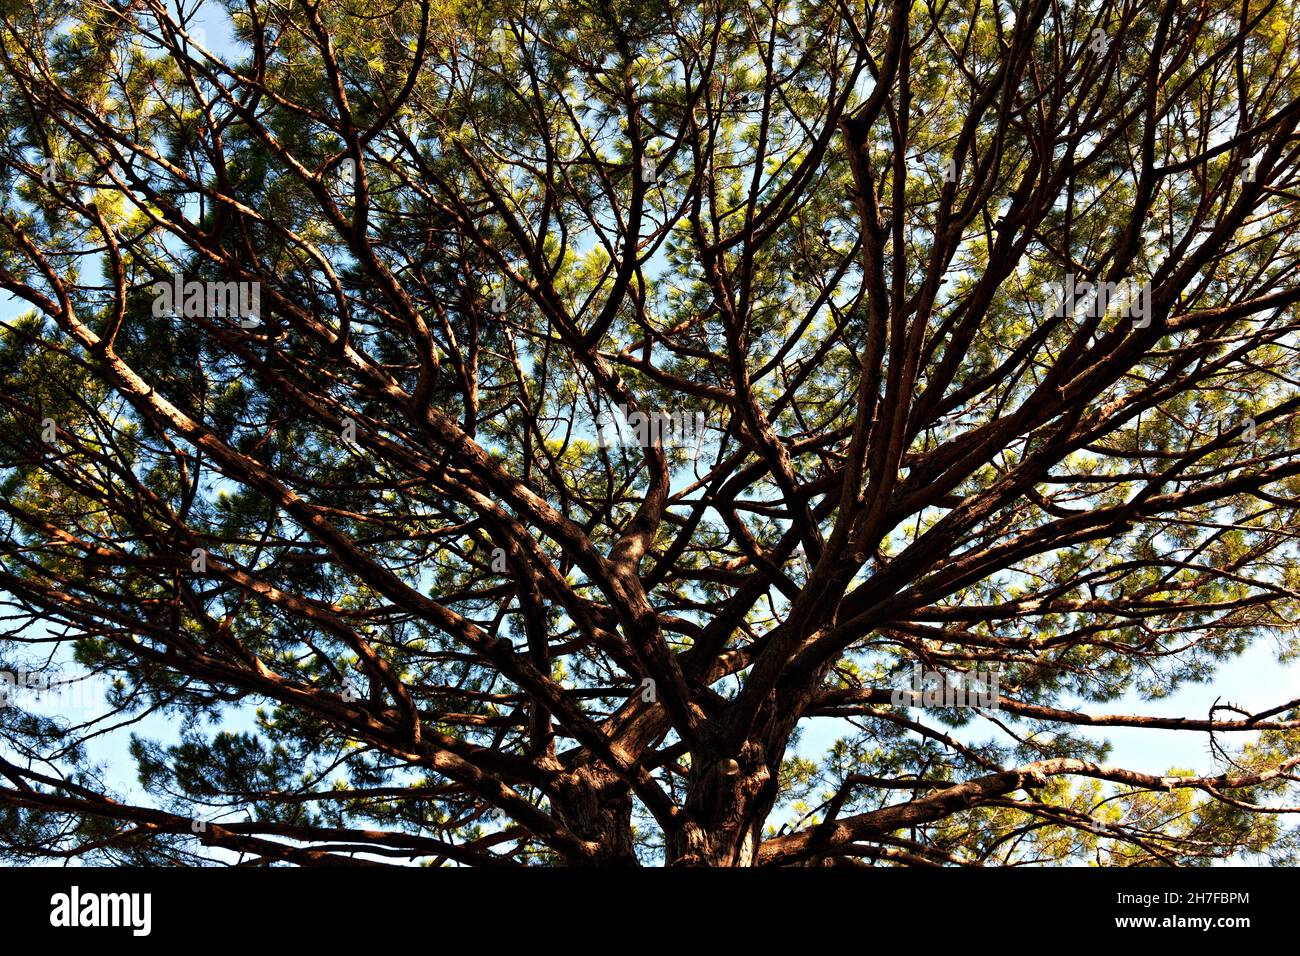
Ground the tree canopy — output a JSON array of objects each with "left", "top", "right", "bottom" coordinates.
[{"left": 3, "top": 0, "right": 1300, "bottom": 866}]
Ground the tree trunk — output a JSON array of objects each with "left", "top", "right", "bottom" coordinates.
[
  {"left": 550, "top": 765, "right": 639, "bottom": 866},
  {"left": 665, "top": 737, "right": 783, "bottom": 866}
]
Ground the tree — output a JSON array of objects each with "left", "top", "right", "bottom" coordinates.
[{"left": 1, "top": 0, "right": 1300, "bottom": 867}]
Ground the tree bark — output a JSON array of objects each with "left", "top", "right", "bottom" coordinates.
[{"left": 550, "top": 765, "right": 638, "bottom": 866}]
